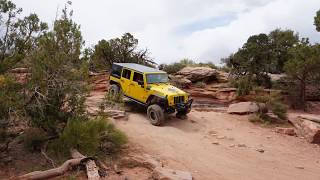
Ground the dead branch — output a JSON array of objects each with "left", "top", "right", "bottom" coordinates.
[
  {"left": 40, "top": 142, "right": 56, "bottom": 168},
  {"left": 14, "top": 158, "right": 84, "bottom": 180}
]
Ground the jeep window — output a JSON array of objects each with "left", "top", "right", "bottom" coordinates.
[
  {"left": 146, "top": 73, "right": 168, "bottom": 84},
  {"left": 133, "top": 72, "right": 144, "bottom": 83},
  {"left": 111, "top": 64, "right": 122, "bottom": 78},
  {"left": 122, "top": 69, "right": 131, "bottom": 79}
]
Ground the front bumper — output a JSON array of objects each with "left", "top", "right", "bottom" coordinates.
[{"left": 175, "top": 98, "right": 193, "bottom": 113}]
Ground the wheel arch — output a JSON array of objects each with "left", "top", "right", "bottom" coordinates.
[
  {"left": 109, "top": 80, "right": 122, "bottom": 90},
  {"left": 146, "top": 95, "right": 167, "bottom": 107}
]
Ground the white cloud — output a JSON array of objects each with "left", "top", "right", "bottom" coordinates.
[
  {"left": 12, "top": 0, "right": 320, "bottom": 64},
  {"left": 182, "top": 0, "right": 320, "bottom": 64}
]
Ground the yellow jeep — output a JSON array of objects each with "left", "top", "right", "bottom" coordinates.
[{"left": 109, "top": 63, "right": 193, "bottom": 125}]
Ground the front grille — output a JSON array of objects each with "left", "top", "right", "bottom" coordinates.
[{"left": 174, "top": 96, "right": 185, "bottom": 104}]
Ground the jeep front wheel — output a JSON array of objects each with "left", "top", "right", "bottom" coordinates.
[{"left": 147, "top": 104, "right": 165, "bottom": 126}]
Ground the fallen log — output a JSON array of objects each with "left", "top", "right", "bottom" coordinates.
[
  {"left": 15, "top": 149, "right": 101, "bottom": 180},
  {"left": 87, "top": 108, "right": 126, "bottom": 119},
  {"left": 70, "top": 149, "right": 100, "bottom": 180},
  {"left": 15, "top": 158, "right": 84, "bottom": 180}
]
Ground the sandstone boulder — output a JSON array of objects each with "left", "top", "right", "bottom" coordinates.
[
  {"left": 227, "top": 102, "right": 262, "bottom": 114},
  {"left": 169, "top": 75, "right": 192, "bottom": 88},
  {"left": 289, "top": 115, "right": 320, "bottom": 144},
  {"left": 153, "top": 167, "right": 193, "bottom": 180},
  {"left": 176, "top": 66, "right": 228, "bottom": 83}
]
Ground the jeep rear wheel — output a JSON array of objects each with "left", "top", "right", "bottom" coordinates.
[
  {"left": 109, "top": 84, "right": 120, "bottom": 96},
  {"left": 147, "top": 104, "right": 165, "bottom": 126}
]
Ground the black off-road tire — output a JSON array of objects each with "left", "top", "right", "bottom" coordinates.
[
  {"left": 109, "top": 84, "right": 120, "bottom": 96},
  {"left": 147, "top": 104, "right": 165, "bottom": 126}
]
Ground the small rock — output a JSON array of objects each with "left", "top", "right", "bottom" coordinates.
[
  {"left": 212, "top": 141, "right": 220, "bottom": 145},
  {"left": 295, "top": 166, "right": 304, "bottom": 169},
  {"left": 208, "top": 130, "right": 217, "bottom": 136},
  {"left": 237, "top": 144, "right": 247, "bottom": 148},
  {"left": 227, "top": 137, "right": 234, "bottom": 141},
  {"left": 217, "top": 136, "right": 226, "bottom": 139},
  {"left": 266, "top": 136, "right": 272, "bottom": 139},
  {"left": 256, "top": 149, "right": 265, "bottom": 153},
  {"left": 229, "top": 144, "right": 236, "bottom": 148}
]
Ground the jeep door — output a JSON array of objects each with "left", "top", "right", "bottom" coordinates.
[
  {"left": 129, "top": 72, "right": 147, "bottom": 102},
  {"left": 121, "top": 68, "right": 132, "bottom": 95}
]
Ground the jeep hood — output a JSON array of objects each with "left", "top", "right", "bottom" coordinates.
[{"left": 148, "top": 84, "right": 187, "bottom": 97}]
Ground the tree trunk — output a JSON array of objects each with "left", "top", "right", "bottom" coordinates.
[{"left": 300, "top": 79, "right": 306, "bottom": 110}]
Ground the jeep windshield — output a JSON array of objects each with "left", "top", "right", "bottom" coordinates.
[{"left": 146, "top": 73, "right": 168, "bottom": 84}]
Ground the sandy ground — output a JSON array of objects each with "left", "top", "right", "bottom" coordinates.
[
  {"left": 87, "top": 92, "right": 320, "bottom": 180},
  {"left": 115, "top": 111, "right": 320, "bottom": 180}
]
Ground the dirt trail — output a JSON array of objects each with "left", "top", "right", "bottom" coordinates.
[
  {"left": 115, "top": 111, "right": 320, "bottom": 180},
  {"left": 86, "top": 92, "right": 320, "bottom": 180}
]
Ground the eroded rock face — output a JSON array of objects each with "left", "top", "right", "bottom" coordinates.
[
  {"left": 215, "top": 88, "right": 237, "bottom": 101},
  {"left": 175, "top": 66, "right": 228, "bottom": 83},
  {"left": 227, "top": 102, "right": 260, "bottom": 114}
]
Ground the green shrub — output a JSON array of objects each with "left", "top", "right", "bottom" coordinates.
[
  {"left": 106, "top": 90, "right": 124, "bottom": 103},
  {"left": 194, "top": 81, "right": 206, "bottom": 88},
  {"left": 232, "top": 76, "right": 253, "bottom": 96},
  {"left": 0, "top": 75, "right": 24, "bottom": 128},
  {"left": 102, "top": 90, "right": 124, "bottom": 111},
  {"left": 51, "top": 116, "right": 127, "bottom": 156},
  {"left": 270, "top": 101, "right": 287, "bottom": 120},
  {"left": 23, "top": 128, "right": 47, "bottom": 152},
  {"left": 254, "top": 91, "right": 287, "bottom": 121},
  {"left": 159, "top": 63, "right": 186, "bottom": 74}
]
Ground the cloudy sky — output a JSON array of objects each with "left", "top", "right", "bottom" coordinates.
[{"left": 14, "top": 0, "right": 320, "bottom": 65}]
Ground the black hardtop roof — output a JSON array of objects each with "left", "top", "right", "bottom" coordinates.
[{"left": 114, "top": 63, "right": 166, "bottom": 73}]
